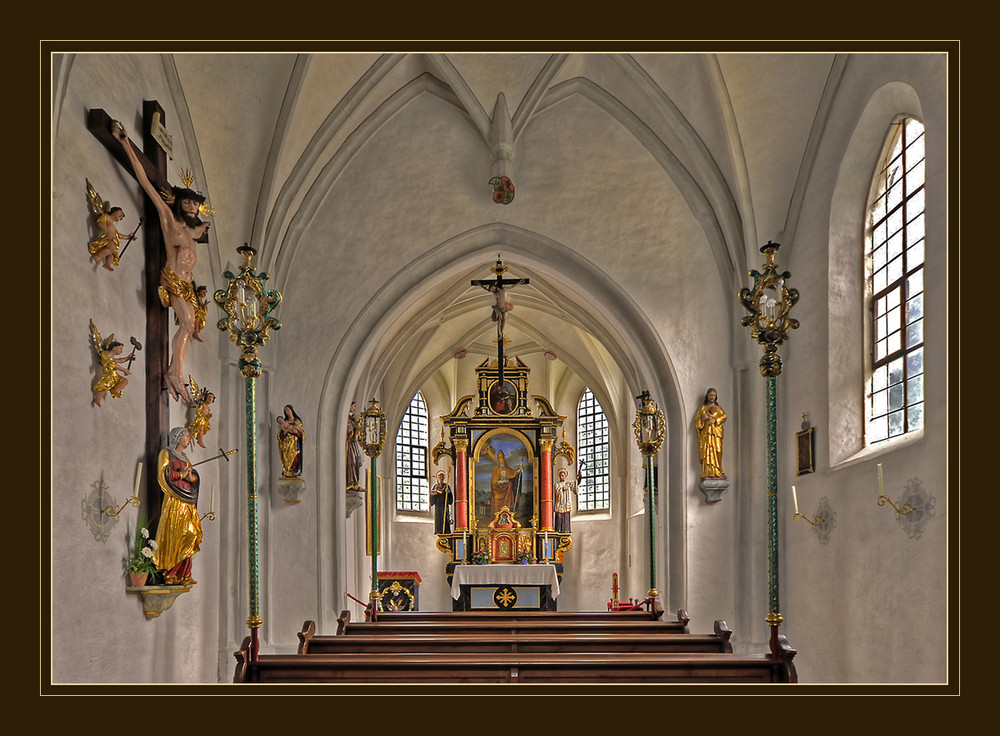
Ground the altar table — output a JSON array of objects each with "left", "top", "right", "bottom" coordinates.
[{"left": 450, "top": 564, "right": 559, "bottom": 611}]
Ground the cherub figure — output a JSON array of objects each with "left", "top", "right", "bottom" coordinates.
[
  {"left": 192, "top": 284, "right": 209, "bottom": 342},
  {"left": 86, "top": 179, "right": 133, "bottom": 272},
  {"left": 175, "top": 283, "right": 210, "bottom": 343},
  {"left": 185, "top": 375, "right": 215, "bottom": 448},
  {"left": 90, "top": 319, "right": 135, "bottom": 407}
]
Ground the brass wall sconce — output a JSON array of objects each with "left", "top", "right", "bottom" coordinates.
[
  {"left": 791, "top": 485, "right": 823, "bottom": 526},
  {"left": 200, "top": 484, "right": 218, "bottom": 522},
  {"left": 102, "top": 461, "right": 144, "bottom": 517},
  {"left": 104, "top": 496, "right": 140, "bottom": 518},
  {"left": 791, "top": 487, "right": 836, "bottom": 544},
  {"left": 877, "top": 463, "right": 916, "bottom": 516}
]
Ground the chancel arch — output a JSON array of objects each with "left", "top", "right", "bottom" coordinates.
[{"left": 304, "top": 223, "right": 689, "bottom": 629}]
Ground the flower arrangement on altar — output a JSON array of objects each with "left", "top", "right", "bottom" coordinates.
[
  {"left": 515, "top": 550, "right": 532, "bottom": 564},
  {"left": 123, "top": 511, "right": 158, "bottom": 584},
  {"left": 470, "top": 550, "right": 491, "bottom": 565}
]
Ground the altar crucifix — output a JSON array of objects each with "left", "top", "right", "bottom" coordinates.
[
  {"left": 87, "top": 102, "right": 211, "bottom": 508},
  {"left": 471, "top": 256, "right": 528, "bottom": 387}
]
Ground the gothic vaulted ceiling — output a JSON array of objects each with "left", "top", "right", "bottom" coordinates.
[{"left": 168, "top": 51, "right": 837, "bottom": 411}]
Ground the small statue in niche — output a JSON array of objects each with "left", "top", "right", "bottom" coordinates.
[
  {"left": 553, "top": 467, "right": 578, "bottom": 533},
  {"left": 86, "top": 179, "right": 137, "bottom": 272},
  {"left": 152, "top": 426, "right": 202, "bottom": 586},
  {"left": 89, "top": 319, "right": 137, "bottom": 407},
  {"left": 430, "top": 469, "right": 454, "bottom": 534},
  {"left": 185, "top": 375, "right": 215, "bottom": 449},
  {"left": 276, "top": 404, "right": 305, "bottom": 478},
  {"left": 695, "top": 387, "right": 727, "bottom": 479}
]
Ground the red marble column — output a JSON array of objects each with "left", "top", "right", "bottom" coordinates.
[
  {"left": 455, "top": 439, "right": 469, "bottom": 530},
  {"left": 540, "top": 438, "right": 554, "bottom": 530}
]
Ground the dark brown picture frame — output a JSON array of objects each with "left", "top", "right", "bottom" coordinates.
[{"left": 796, "top": 426, "right": 815, "bottom": 475}]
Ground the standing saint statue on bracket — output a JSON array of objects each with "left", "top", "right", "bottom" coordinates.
[
  {"left": 152, "top": 427, "right": 202, "bottom": 585},
  {"left": 113, "top": 122, "right": 211, "bottom": 403},
  {"left": 553, "top": 467, "right": 578, "bottom": 533},
  {"left": 276, "top": 404, "right": 307, "bottom": 503},
  {"left": 345, "top": 401, "right": 365, "bottom": 516},
  {"left": 277, "top": 405, "right": 305, "bottom": 478},
  {"left": 430, "top": 469, "right": 454, "bottom": 535},
  {"left": 695, "top": 387, "right": 731, "bottom": 503}
]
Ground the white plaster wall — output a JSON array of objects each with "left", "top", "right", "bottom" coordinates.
[
  {"left": 51, "top": 53, "right": 225, "bottom": 683},
  {"left": 779, "top": 54, "right": 948, "bottom": 683}
]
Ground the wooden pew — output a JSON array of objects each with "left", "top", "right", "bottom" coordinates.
[
  {"left": 235, "top": 638, "right": 797, "bottom": 684},
  {"left": 370, "top": 608, "right": 667, "bottom": 623},
  {"left": 298, "top": 619, "right": 733, "bottom": 655},
  {"left": 233, "top": 608, "right": 797, "bottom": 684},
  {"left": 332, "top": 609, "right": 691, "bottom": 637}
]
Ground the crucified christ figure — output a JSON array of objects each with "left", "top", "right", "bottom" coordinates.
[
  {"left": 113, "top": 122, "right": 210, "bottom": 402},
  {"left": 472, "top": 257, "right": 527, "bottom": 342}
]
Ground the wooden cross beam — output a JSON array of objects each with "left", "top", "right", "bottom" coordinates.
[{"left": 88, "top": 102, "right": 171, "bottom": 514}]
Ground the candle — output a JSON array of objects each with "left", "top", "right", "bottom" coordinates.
[
  {"left": 877, "top": 463, "right": 884, "bottom": 497},
  {"left": 791, "top": 485, "right": 799, "bottom": 515},
  {"left": 133, "top": 462, "right": 142, "bottom": 499},
  {"left": 210, "top": 484, "right": 215, "bottom": 514}
]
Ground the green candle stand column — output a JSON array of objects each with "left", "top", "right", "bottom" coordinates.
[
  {"left": 738, "top": 241, "right": 799, "bottom": 654},
  {"left": 215, "top": 243, "right": 282, "bottom": 661}
]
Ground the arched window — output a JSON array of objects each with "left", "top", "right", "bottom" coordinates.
[
  {"left": 394, "top": 392, "right": 429, "bottom": 511},
  {"left": 576, "top": 388, "right": 610, "bottom": 510},
  {"left": 866, "top": 117, "right": 925, "bottom": 444}
]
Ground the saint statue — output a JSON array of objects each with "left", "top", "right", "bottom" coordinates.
[
  {"left": 277, "top": 404, "right": 305, "bottom": 478},
  {"left": 430, "top": 469, "right": 454, "bottom": 534},
  {"left": 346, "top": 401, "right": 364, "bottom": 491},
  {"left": 695, "top": 388, "right": 727, "bottom": 479},
  {"left": 152, "top": 427, "right": 203, "bottom": 585}
]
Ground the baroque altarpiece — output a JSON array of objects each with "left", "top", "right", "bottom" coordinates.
[{"left": 431, "top": 355, "right": 576, "bottom": 591}]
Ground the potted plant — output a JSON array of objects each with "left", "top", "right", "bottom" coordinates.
[
  {"left": 515, "top": 550, "right": 532, "bottom": 565},
  {"left": 123, "top": 511, "right": 158, "bottom": 587}
]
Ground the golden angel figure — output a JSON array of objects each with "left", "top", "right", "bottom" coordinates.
[
  {"left": 86, "top": 179, "right": 131, "bottom": 272},
  {"left": 185, "top": 375, "right": 216, "bottom": 449},
  {"left": 90, "top": 319, "right": 135, "bottom": 407}
]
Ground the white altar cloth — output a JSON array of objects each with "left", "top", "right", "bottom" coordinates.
[{"left": 451, "top": 563, "right": 560, "bottom": 599}]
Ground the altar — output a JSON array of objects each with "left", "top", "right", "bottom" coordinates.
[{"left": 451, "top": 563, "right": 560, "bottom": 611}]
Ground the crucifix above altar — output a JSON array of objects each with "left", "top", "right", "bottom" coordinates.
[{"left": 471, "top": 256, "right": 528, "bottom": 387}]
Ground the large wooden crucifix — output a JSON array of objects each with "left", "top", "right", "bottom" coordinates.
[
  {"left": 471, "top": 256, "right": 527, "bottom": 387},
  {"left": 87, "top": 101, "right": 192, "bottom": 510}
]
